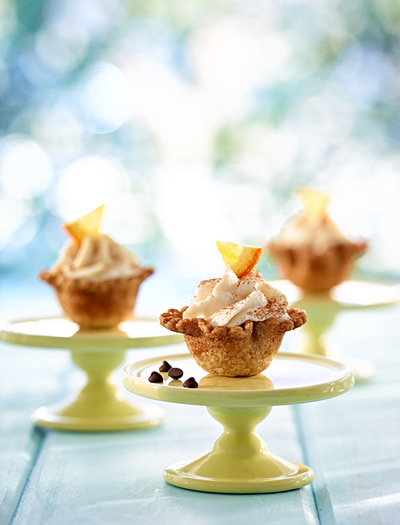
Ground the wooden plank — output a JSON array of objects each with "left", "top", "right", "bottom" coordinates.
[
  {"left": 0, "top": 345, "right": 72, "bottom": 524},
  {"left": 296, "top": 305, "right": 400, "bottom": 525}
]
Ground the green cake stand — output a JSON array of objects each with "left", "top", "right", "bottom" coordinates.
[
  {"left": 123, "top": 352, "right": 354, "bottom": 494},
  {"left": 0, "top": 317, "right": 182, "bottom": 432},
  {"left": 273, "top": 280, "right": 400, "bottom": 383}
]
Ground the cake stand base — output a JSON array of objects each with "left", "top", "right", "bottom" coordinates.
[
  {"left": 165, "top": 457, "right": 312, "bottom": 494},
  {"left": 164, "top": 406, "right": 313, "bottom": 494},
  {"left": 32, "top": 392, "right": 163, "bottom": 432},
  {"left": 32, "top": 350, "right": 164, "bottom": 431}
]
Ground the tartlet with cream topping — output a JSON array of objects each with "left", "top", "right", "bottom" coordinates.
[
  {"left": 39, "top": 206, "right": 153, "bottom": 328},
  {"left": 267, "top": 189, "right": 367, "bottom": 293},
  {"left": 160, "top": 243, "right": 306, "bottom": 377}
]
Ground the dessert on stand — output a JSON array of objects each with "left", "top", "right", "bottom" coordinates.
[
  {"left": 0, "top": 205, "right": 182, "bottom": 431},
  {"left": 122, "top": 241, "right": 354, "bottom": 493},
  {"left": 267, "top": 189, "right": 400, "bottom": 381},
  {"left": 160, "top": 241, "right": 307, "bottom": 377},
  {"left": 39, "top": 204, "right": 154, "bottom": 328},
  {"left": 123, "top": 351, "right": 353, "bottom": 493},
  {"left": 267, "top": 188, "right": 367, "bottom": 293}
]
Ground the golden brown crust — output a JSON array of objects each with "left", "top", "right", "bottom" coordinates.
[
  {"left": 267, "top": 240, "right": 367, "bottom": 293},
  {"left": 160, "top": 307, "right": 305, "bottom": 337},
  {"left": 39, "top": 268, "right": 153, "bottom": 328},
  {"left": 159, "top": 307, "right": 306, "bottom": 377}
]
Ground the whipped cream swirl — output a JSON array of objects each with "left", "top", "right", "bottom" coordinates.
[
  {"left": 183, "top": 267, "right": 290, "bottom": 327},
  {"left": 52, "top": 234, "right": 144, "bottom": 281},
  {"left": 278, "top": 212, "right": 346, "bottom": 253}
]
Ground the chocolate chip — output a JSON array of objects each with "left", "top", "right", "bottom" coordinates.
[
  {"left": 183, "top": 377, "right": 198, "bottom": 389},
  {"left": 148, "top": 371, "right": 163, "bottom": 383},
  {"left": 159, "top": 360, "right": 172, "bottom": 372},
  {"left": 168, "top": 367, "right": 183, "bottom": 379}
]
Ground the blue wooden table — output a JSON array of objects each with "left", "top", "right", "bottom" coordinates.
[{"left": 1, "top": 278, "right": 399, "bottom": 524}]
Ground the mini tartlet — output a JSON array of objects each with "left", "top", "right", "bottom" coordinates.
[
  {"left": 160, "top": 248, "right": 306, "bottom": 377},
  {"left": 267, "top": 189, "right": 367, "bottom": 293},
  {"left": 39, "top": 207, "right": 153, "bottom": 328}
]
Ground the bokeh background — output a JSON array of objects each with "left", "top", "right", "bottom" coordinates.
[{"left": 1, "top": 0, "right": 400, "bottom": 314}]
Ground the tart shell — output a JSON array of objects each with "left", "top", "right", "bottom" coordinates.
[
  {"left": 267, "top": 241, "right": 367, "bottom": 293},
  {"left": 39, "top": 268, "right": 153, "bottom": 328},
  {"left": 160, "top": 307, "right": 306, "bottom": 377}
]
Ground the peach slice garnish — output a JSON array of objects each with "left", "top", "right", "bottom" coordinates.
[
  {"left": 63, "top": 204, "right": 105, "bottom": 243},
  {"left": 216, "top": 241, "right": 262, "bottom": 278},
  {"left": 297, "top": 187, "right": 329, "bottom": 218}
]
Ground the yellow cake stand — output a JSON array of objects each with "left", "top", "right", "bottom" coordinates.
[
  {"left": 273, "top": 280, "right": 400, "bottom": 383},
  {"left": 0, "top": 317, "right": 183, "bottom": 432},
  {"left": 123, "top": 352, "right": 353, "bottom": 494}
]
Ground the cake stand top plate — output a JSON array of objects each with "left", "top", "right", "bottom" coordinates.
[
  {"left": 0, "top": 316, "right": 183, "bottom": 351},
  {"left": 272, "top": 279, "right": 400, "bottom": 309},
  {"left": 123, "top": 352, "right": 354, "bottom": 408}
]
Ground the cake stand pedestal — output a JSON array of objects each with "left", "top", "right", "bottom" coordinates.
[
  {"left": 273, "top": 280, "right": 400, "bottom": 383},
  {"left": 123, "top": 352, "right": 353, "bottom": 494},
  {"left": 1, "top": 317, "right": 182, "bottom": 432}
]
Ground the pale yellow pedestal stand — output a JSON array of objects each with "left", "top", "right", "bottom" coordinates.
[
  {"left": 123, "top": 352, "right": 354, "bottom": 494},
  {"left": 274, "top": 280, "right": 400, "bottom": 383},
  {"left": 1, "top": 317, "right": 182, "bottom": 431}
]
